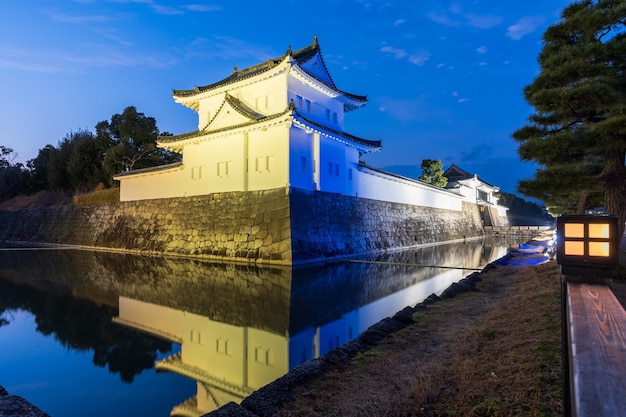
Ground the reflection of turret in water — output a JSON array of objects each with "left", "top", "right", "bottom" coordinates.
[{"left": 114, "top": 297, "right": 286, "bottom": 416}]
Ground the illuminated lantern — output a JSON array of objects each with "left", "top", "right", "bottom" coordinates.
[{"left": 556, "top": 214, "right": 619, "bottom": 277}]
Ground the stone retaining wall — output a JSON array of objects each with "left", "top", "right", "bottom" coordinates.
[
  {"left": 0, "top": 188, "right": 292, "bottom": 263},
  {"left": 0, "top": 187, "right": 485, "bottom": 265},
  {"left": 290, "top": 188, "right": 484, "bottom": 262}
]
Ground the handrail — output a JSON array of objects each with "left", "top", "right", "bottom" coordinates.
[{"left": 564, "top": 281, "right": 626, "bottom": 417}]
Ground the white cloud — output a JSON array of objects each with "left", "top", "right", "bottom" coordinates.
[
  {"left": 507, "top": 16, "right": 544, "bottom": 40},
  {"left": 380, "top": 44, "right": 429, "bottom": 66},
  {"left": 427, "top": 11, "right": 459, "bottom": 27},
  {"left": 183, "top": 4, "right": 222, "bottom": 12},
  {"left": 427, "top": 5, "right": 502, "bottom": 30},
  {"left": 48, "top": 12, "right": 114, "bottom": 24},
  {"left": 380, "top": 45, "right": 407, "bottom": 59},
  {"left": 149, "top": 4, "right": 184, "bottom": 15},
  {"left": 376, "top": 96, "right": 427, "bottom": 122},
  {"left": 393, "top": 18, "right": 405, "bottom": 26},
  {"left": 464, "top": 13, "right": 502, "bottom": 29},
  {"left": 408, "top": 52, "right": 430, "bottom": 66},
  {"left": 0, "top": 44, "right": 174, "bottom": 73},
  {"left": 181, "top": 36, "right": 275, "bottom": 63},
  {"left": 103, "top": 0, "right": 221, "bottom": 15},
  {"left": 476, "top": 46, "right": 488, "bottom": 54}
]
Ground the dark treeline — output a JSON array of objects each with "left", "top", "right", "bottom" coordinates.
[
  {"left": 498, "top": 191, "right": 553, "bottom": 226},
  {"left": 0, "top": 106, "right": 180, "bottom": 203},
  {"left": 0, "top": 276, "right": 172, "bottom": 383}
]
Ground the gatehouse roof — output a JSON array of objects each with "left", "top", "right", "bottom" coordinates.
[
  {"left": 444, "top": 163, "right": 498, "bottom": 190},
  {"left": 171, "top": 36, "right": 367, "bottom": 104}
]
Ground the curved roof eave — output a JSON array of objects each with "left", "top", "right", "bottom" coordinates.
[
  {"left": 289, "top": 65, "right": 367, "bottom": 110},
  {"left": 157, "top": 109, "right": 293, "bottom": 147},
  {"left": 292, "top": 111, "right": 381, "bottom": 152}
]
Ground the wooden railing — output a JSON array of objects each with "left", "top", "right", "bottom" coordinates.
[{"left": 563, "top": 281, "right": 626, "bottom": 417}]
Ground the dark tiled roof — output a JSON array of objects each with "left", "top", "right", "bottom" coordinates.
[
  {"left": 444, "top": 163, "right": 497, "bottom": 188},
  {"left": 222, "top": 94, "right": 265, "bottom": 120},
  {"left": 158, "top": 106, "right": 380, "bottom": 150},
  {"left": 113, "top": 162, "right": 183, "bottom": 178},
  {"left": 293, "top": 111, "right": 381, "bottom": 149},
  {"left": 444, "top": 163, "right": 474, "bottom": 181},
  {"left": 158, "top": 108, "right": 292, "bottom": 144},
  {"left": 172, "top": 37, "right": 366, "bottom": 103}
]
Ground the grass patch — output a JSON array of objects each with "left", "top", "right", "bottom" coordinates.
[
  {"left": 277, "top": 261, "right": 563, "bottom": 417},
  {"left": 73, "top": 187, "right": 120, "bottom": 205}
]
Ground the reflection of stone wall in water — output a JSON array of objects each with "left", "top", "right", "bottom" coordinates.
[
  {"left": 0, "top": 187, "right": 484, "bottom": 264},
  {"left": 289, "top": 240, "right": 491, "bottom": 333},
  {"left": 0, "top": 250, "right": 291, "bottom": 336}
]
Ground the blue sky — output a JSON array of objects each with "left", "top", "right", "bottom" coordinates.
[{"left": 0, "top": 0, "right": 572, "bottom": 196}]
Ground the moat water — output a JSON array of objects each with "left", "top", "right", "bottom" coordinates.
[{"left": 0, "top": 239, "right": 516, "bottom": 417}]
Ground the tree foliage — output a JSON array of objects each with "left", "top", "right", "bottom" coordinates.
[
  {"left": 513, "top": 0, "right": 626, "bottom": 235},
  {"left": 97, "top": 106, "right": 180, "bottom": 176},
  {"left": 48, "top": 130, "right": 109, "bottom": 192},
  {"left": 419, "top": 159, "right": 448, "bottom": 187},
  {"left": 0, "top": 106, "right": 180, "bottom": 203},
  {"left": 0, "top": 146, "right": 30, "bottom": 201},
  {"left": 497, "top": 191, "right": 554, "bottom": 226}
]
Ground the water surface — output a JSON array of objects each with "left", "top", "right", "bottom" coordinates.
[{"left": 0, "top": 239, "right": 512, "bottom": 416}]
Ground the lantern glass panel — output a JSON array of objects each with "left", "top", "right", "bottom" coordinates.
[
  {"left": 565, "top": 241, "right": 585, "bottom": 256},
  {"left": 589, "top": 242, "right": 610, "bottom": 257},
  {"left": 589, "top": 223, "right": 610, "bottom": 239},
  {"left": 564, "top": 223, "right": 585, "bottom": 238}
]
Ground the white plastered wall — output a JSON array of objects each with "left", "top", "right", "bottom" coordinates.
[
  {"left": 247, "top": 124, "right": 290, "bottom": 191},
  {"left": 117, "top": 166, "right": 186, "bottom": 201},
  {"left": 355, "top": 167, "right": 464, "bottom": 211}
]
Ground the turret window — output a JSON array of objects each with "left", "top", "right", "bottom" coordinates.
[
  {"left": 256, "top": 155, "right": 274, "bottom": 173},
  {"left": 217, "top": 161, "right": 230, "bottom": 177}
]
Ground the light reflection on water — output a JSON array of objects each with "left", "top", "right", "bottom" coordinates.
[{"left": 0, "top": 239, "right": 512, "bottom": 416}]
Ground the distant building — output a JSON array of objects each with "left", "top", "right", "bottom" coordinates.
[{"left": 444, "top": 163, "right": 508, "bottom": 226}]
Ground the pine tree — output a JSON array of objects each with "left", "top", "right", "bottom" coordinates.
[
  {"left": 513, "top": 0, "right": 626, "bottom": 235},
  {"left": 419, "top": 159, "right": 448, "bottom": 187}
]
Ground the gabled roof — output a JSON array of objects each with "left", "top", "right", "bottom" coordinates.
[
  {"left": 199, "top": 93, "right": 265, "bottom": 131},
  {"left": 444, "top": 163, "right": 497, "bottom": 189},
  {"left": 444, "top": 163, "right": 474, "bottom": 181},
  {"left": 158, "top": 108, "right": 292, "bottom": 145},
  {"left": 157, "top": 105, "right": 381, "bottom": 152},
  {"left": 172, "top": 36, "right": 367, "bottom": 103}
]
